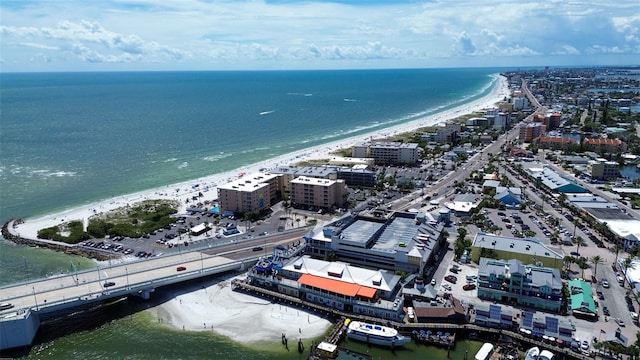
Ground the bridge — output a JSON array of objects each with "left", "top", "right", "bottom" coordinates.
[{"left": 0, "top": 233, "right": 307, "bottom": 352}]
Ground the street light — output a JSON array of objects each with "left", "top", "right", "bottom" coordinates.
[{"left": 32, "top": 286, "right": 39, "bottom": 310}]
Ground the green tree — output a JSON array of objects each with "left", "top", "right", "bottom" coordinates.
[
  {"left": 574, "top": 236, "right": 586, "bottom": 255},
  {"left": 590, "top": 255, "right": 603, "bottom": 279},
  {"left": 622, "top": 257, "right": 636, "bottom": 288}
]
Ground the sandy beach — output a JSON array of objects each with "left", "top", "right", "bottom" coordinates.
[
  {"left": 12, "top": 74, "right": 509, "bottom": 241},
  {"left": 149, "top": 274, "right": 332, "bottom": 344},
  {"left": 9, "top": 74, "right": 510, "bottom": 343}
]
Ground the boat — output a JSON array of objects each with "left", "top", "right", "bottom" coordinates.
[
  {"left": 524, "top": 346, "right": 540, "bottom": 360},
  {"left": 475, "top": 343, "right": 494, "bottom": 360},
  {"left": 345, "top": 320, "right": 410, "bottom": 347},
  {"left": 539, "top": 349, "right": 554, "bottom": 360}
]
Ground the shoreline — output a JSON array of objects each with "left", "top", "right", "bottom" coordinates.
[
  {"left": 147, "top": 274, "right": 333, "bottom": 345},
  {"left": 10, "top": 73, "right": 510, "bottom": 240},
  {"left": 4, "top": 73, "right": 511, "bottom": 345}
]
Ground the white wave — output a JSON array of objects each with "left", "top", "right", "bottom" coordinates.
[
  {"left": 343, "top": 98, "right": 357, "bottom": 102},
  {"left": 240, "top": 146, "right": 270, "bottom": 154},
  {"left": 45, "top": 171, "right": 77, "bottom": 177},
  {"left": 177, "top": 162, "right": 189, "bottom": 169},
  {"left": 202, "top": 153, "right": 232, "bottom": 162},
  {"left": 286, "top": 92, "right": 313, "bottom": 97},
  {"left": 163, "top": 158, "right": 178, "bottom": 163},
  {"left": 259, "top": 110, "right": 275, "bottom": 115}
]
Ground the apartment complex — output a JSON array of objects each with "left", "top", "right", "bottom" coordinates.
[
  {"left": 217, "top": 173, "right": 282, "bottom": 214},
  {"left": 519, "top": 122, "right": 547, "bottom": 142},
  {"left": 421, "top": 122, "right": 460, "bottom": 144},
  {"left": 352, "top": 141, "right": 421, "bottom": 165},
  {"left": 477, "top": 258, "right": 563, "bottom": 313},
  {"left": 587, "top": 159, "right": 619, "bottom": 180},
  {"left": 290, "top": 176, "right": 348, "bottom": 210},
  {"left": 583, "top": 138, "right": 627, "bottom": 152},
  {"left": 532, "top": 136, "right": 575, "bottom": 150}
]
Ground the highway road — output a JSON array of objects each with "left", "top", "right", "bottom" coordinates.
[{"left": 0, "top": 228, "right": 308, "bottom": 315}]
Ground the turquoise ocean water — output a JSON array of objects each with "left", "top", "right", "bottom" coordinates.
[{"left": 0, "top": 68, "right": 501, "bottom": 359}]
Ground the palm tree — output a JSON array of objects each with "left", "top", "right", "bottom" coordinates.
[
  {"left": 574, "top": 236, "right": 586, "bottom": 255},
  {"left": 590, "top": 256, "right": 603, "bottom": 280},
  {"left": 614, "top": 243, "right": 624, "bottom": 266},
  {"left": 578, "top": 261, "right": 589, "bottom": 279},
  {"left": 622, "top": 257, "right": 636, "bottom": 288},
  {"left": 563, "top": 256, "right": 575, "bottom": 273}
]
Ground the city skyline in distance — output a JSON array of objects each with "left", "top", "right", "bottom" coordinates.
[{"left": 1, "top": 0, "right": 639, "bottom": 72}]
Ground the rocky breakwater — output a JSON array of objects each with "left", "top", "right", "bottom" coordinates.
[{"left": 2, "top": 219, "right": 117, "bottom": 261}]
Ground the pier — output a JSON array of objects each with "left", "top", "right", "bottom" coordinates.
[{"left": 231, "top": 278, "right": 596, "bottom": 360}]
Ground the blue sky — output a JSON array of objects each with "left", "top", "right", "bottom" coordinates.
[{"left": 1, "top": 0, "right": 638, "bottom": 72}]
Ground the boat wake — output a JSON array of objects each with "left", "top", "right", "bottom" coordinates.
[{"left": 259, "top": 110, "right": 276, "bottom": 115}]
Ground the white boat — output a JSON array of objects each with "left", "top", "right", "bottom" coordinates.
[
  {"left": 539, "top": 349, "right": 554, "bottom": 360},
  {"left": 346, "top": 320, "right": 410, "bottom": 347},
  {"left": 525, "top": 346, "right": 540, "bottom": 360}
]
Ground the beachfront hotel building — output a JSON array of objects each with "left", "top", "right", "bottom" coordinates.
[
  {"left": 305, "top": 211, "right": 445, "bottom": 274},
  {"left": 352, "top": 141, "right": 421, "bottom": 165},
  {"left": 217, "top": 172, "right": 282, "bottom": 215},
  {"left": 289, "top": 176, "right": 348, "bottom": 210},
  {"left": 248, "top": 255, "right": 405, "bottom": 320},
  {"left": 470, "top": 232, "right": 564, "bottom": 271},
  {"left": 477, "top": 258, "right": 563, "bottom": 313},
  {"left": 271, "top": 165, "right": 377, "bottom": 190}
]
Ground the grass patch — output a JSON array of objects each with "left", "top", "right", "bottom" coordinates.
[{"left": 87, "top": 199, "right": 180, "bottom": 238}]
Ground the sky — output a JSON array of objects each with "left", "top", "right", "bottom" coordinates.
[{"left": 0, "top": 0, "right": 639, "bottom": 72}]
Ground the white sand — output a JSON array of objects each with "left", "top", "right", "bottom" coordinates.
[
  {"left": 150, "top": 275, "right": 332, "bottom": 344},
  {"left": 11, "top": 73, "right": 509, "bottom": 241},
  {"left": 8, "top": 74, "right": 510, "bottom": 343}
]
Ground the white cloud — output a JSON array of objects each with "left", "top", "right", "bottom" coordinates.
[{"left": 0, "top": 0, "right": 638, "bottom": 71}]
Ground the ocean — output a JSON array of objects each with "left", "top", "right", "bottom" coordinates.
[{"left": 0, "top": 68, "right": 499, "bottom": 359}]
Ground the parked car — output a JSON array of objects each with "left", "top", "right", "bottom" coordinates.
[
  {"left": 615, "top": 318, "right": 625, "bottom": 327},
  {"left": 603, "top": 306, "right": 610, "bottom": 316},
  {"left": 570, "top": 251, "right": 580, "bottom": 257},
  {"left": 596, "top": 291, "right": 604, "bottom": 300},
  {"left": 463, "top": 283, "right": 476, "bottom": 291},
  {"left": 442, "top": 283, "right": 452, "bottom": 291},
  {"left": 444, "top": 275, "right": 457, "bottom": 283}
]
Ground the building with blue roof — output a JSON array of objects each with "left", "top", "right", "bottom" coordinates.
[{"left": 523, "top": 164, "right": 587, "bottom": 193}]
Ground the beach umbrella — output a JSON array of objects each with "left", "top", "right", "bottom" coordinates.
[{"left": 426, "top": 330, "right": 432, "bottom": 335}]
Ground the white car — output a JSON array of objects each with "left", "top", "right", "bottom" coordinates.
[
  {"left": 601, "top": 279, "right": 610, "bottom": 288},
  {"left": 615, "top": 318, "right": 625, "bottom": 327},
  {"left": 442, "top": 283, "right": 452, "bottom": 291}
]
